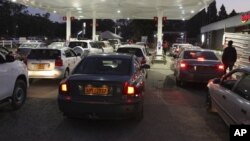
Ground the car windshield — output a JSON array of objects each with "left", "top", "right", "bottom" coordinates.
[
  {"left": 28, "top": 49, "right": 60, "bottom": 59},
  {"left": 68, "top": 41, "right": 87, "bottom": 48},
  {"left": 73, "top": 58, "right": 131, "bottom": 75},
  {"left": 117, "top": 48, "right": 143, "bottom": 57},
  {"left": 183, "top": 51, "right": 218, "bottom": 60}
]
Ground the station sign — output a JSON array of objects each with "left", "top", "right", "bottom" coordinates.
[
  {"left": 241, "top": 13, "right": 250, "bottom": 23},
  {"left": 62, "top": 16, "right": 75, "bottom": 21}
]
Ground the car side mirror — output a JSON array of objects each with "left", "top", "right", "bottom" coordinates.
[
  {"left": 6, "top": 54, "right": 15, "bottom": 62},
  {"left": 141, "top": 64, "right": 150, "bottom": 69}
]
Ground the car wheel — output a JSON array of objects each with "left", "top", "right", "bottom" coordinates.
[{"left": 11, "top": 80, "right": 27, "bottom": 110}]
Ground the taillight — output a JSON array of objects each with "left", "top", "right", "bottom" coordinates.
[
  {"left": 59, "top": 82, "right": 70, "bottom": 95},
  {"left": 141, "top": 57, "right": 146, "bottom": 64},
  {"left": 218, "top": 64, "right": 224, "bottom": 70},
  {"left": 180, "top": 61, "right": 187, "bottom": 69},
  {"left": 55, "top": 57, "right": 63, "bottom": 66},
  {"left": 123, "top": 82, "right": 135, "bottom": 95}
]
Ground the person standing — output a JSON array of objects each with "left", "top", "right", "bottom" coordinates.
[
  {"left": 222, "top": 40, "right": 237, "bottom": 74},
  {"left": 162, "top": 40, "right": 169, "bottom": 56}
]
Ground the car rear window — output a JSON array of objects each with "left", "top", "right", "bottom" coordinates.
[
  {"left": 28, "top": 49, "right": 61, "bottom": 59},
  {"left": 17, "top": 48, "right": 32, "bottom": 55},
  {"left": 74, "top": 58, "right": 131, "bottom": 75},
  {"left": 117, "top": 48, "right": 143, "bottom": 57},
  {"left": 183, "top": 51, "right": 218, "bottom": 60},
  {"left": 68, "top": 42, "right": 87, "bottom": 48}
]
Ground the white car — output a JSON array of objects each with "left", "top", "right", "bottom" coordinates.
[
  {"left": 108, "top": 39, "right": 121, "bottom": 51},
  {"left": 26, "top": 47, "right": 81, "bottom": 80},
  {"left": 116, "top": 44, "right": 150, "bottom": 65},
  {"left": 207, "top": 67, "right": 250, "bottom": 125},
  {"left": 48, "top": 42, "right": 66, "bottom": 48},
  {"left": 0, "top": 48, "right": 28, "bottom": 109},
  {"left": 95, "top": 41, "right": 114, "bottom": 53},
  {"left": 68, "top": 40, "right": 103, "bottom": 58}
]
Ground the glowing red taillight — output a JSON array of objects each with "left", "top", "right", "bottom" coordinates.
[
  {"left": 218, "top": 64, "right": 224, "bottom": 70},
  {"left": 55, "top": 57, "right": 63, "bottom": 67},
  {"left": 123, "top": 82, "right": 135, "bottom": 95}
]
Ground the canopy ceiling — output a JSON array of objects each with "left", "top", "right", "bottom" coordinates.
[{"left": 13, "top": 0, "right": 214, "bottom": 20}]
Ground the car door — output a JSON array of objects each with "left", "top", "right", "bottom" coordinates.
[
  {"left": 213, "top": 71, "right": 245, "bottom": 124},
  {"left": 69, "top": 49, "right": 81, "bottom": 67},
  {"left": 0, "top": 53, "right": 15, "bottom": 100},
  {"left": 231, "top": 74, "right": 250, "bottom": 124},
  {"left": 64, "top": 49, "right": 75, "bottom": 71}
]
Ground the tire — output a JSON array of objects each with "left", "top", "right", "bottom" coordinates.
[{"left": 11, "top": 80, "right": 27, "bottom": 110}]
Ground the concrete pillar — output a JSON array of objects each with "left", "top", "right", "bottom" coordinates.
[
  {"left": 66, "top": 11, "right": 71, "bottom": 42},
  {"left": 92, "top": 11, "right": 96, "bottom": 41},
  {"left": 156, "top": 9, "right": 163, "bottom": 55}
]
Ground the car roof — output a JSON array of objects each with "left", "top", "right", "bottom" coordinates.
[
  {"left": 86, "top": 53, "right": 134, "bottom": 59},
  {"left": 238, "top": 67, "right": 250, "bottom": 73},
  {"left": 31, "top": 47, "right": 70, "bottom": 51},
  {"left": 119, "top": 44, "right": 145, "bottom": 49}
]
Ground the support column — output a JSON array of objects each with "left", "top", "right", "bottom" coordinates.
[
  {"left": 156, "top": 9, "right": 163, "bottom": 55},
  {"left": 92, "top": 11, "right": 96, "bottom": 41},
  {"left": 66, "top": 11, "right": 71, "bottom": 42}
]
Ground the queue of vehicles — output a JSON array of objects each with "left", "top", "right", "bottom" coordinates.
[{"left": 1, "top": 40, "right": 250, "bottom": 125}]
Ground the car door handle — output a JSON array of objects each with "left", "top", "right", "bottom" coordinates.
[
  {"left": 241, "top": 109, "right": 247, "bottom": 115},
  {"left": 222, "top": 95, "right": 226, "bottom": 99}
]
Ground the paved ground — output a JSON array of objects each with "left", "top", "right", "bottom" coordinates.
[{"left": 0, "top": 55, "right": 229, "bottom": 141}]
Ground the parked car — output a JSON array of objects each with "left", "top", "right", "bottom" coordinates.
[
  {"left": 16, "top": 41, "right": 46, "bottom": 61},
  {"left": 173, "top": 48, "right": 224, "bottom": 86},
  {"left": 95, "top": 41, "right": 114, "bottom": 53},
  {"left": 26, "top": 47, "right": 81, "bottom": 81},
  {"left": 58, "top": 53, "right": 150, "bottom": 120},
  {"left": 116, "top": 44, "right": 150, "bottom": 65},
  {"left": 68, "top": 40, "right": 103, "bottom": 58},
  {"left": 207, "top": 67, "right": 250, "bottom": 125},
  {"left": 0, "top": 49, "right": 28, "bottom": 109}
]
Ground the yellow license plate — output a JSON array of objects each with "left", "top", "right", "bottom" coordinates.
[
  {"left": 84, "top": 86, "right": 108, "bottom": 95},
  {"left": 37, "top": 64, "right": 45, "bottom": 69}
]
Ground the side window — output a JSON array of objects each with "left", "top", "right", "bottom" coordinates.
[
  {"left": 65, "top": 50, "right": 72, "bottom": 58},
  {"left": 222, "top": 71, "right": 244, "bottom": 90},
  {"left": 69, "top": 49, "right": 76, "bottom": 57},
  {"left": 233, "top": 74, "right": 250, "bottom": 101}
]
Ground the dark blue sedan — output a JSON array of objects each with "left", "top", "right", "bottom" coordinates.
[{"left": 58, "top": 53, "right": 150, "bottom": 120}]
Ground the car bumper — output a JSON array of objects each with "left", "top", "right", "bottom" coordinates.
[
  {"left": 28, "top": 68, "right": 65, "bottom": 79},
  {"left": 178, "top": 71, "right": 224, "bottom": 83},
  {"left": 58, "top": 98, "right": 143, "bottom": 119}
]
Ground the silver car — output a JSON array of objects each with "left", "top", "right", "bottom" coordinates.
[{"left": 207, "top": 67, "right": 250, "bottom": 125}]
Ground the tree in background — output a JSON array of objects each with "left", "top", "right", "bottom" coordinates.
[
  {"left": 229, "top": 9, "right": 237, "bottom": 17},
  {"left": 207, "top": 0, "right": 218, "bottom": 23},
  {"left": 218, "top": 4, "right": 228, "bottom": 20}
]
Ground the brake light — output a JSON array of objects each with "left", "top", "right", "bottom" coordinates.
[
  {"left": 55, "top": 57, "right": 63, "bottom": 66},
  {"left": 141, "top": 57, "right": 146, "bottom": 64},
  {"left": 180, "top": 62, "right": 186, "bottom": 68},
  {"left": 218, "top": 64, "right": 224, "bottom": 70},
  {"left": 123, "top": 82, "right": 135, "bottom": 95},
  {"left": 59, "top": 82, "right": 70, "bottom": 94}
]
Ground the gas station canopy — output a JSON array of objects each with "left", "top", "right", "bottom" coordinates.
[{"left": 13, "top": 0, "right": 213, "bottom": 20}]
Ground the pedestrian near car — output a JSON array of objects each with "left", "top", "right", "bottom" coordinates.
[
  {"left": 222, "top": 40, "right": 237, "bottom": 74},
  {"left": 162, "top": 40, "right": 169, "bottom": 56}
]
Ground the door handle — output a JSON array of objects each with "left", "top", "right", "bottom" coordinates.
[
  {"left": 241, "top": 109, "right": 247, "bottom": 115},
  {"left": 222, "top": 95, "right": 226, "bottom": 99}
]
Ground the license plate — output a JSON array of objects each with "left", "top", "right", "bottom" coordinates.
[
  {"left": 84, "top": 85, "right": 109, "bottom": 95},
  {"left": 37, "top": 64, "right": 45, "bottom": 69}
]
